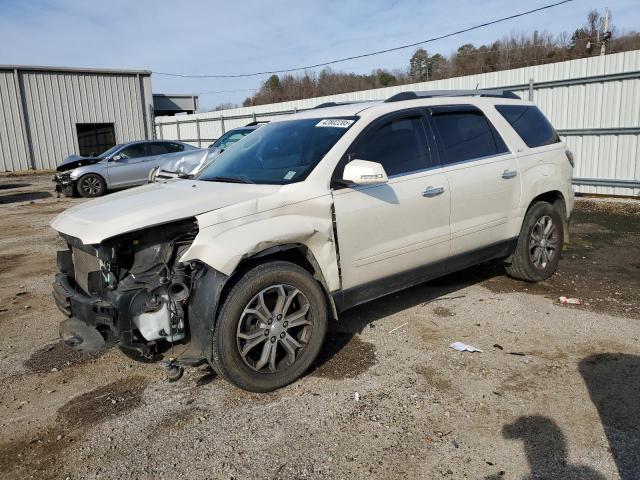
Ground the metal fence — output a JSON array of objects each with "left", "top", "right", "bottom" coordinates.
[{"left": 156, "top": 50, "right": 640, "bottom": 196}]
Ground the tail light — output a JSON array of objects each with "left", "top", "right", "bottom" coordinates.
[{"left": 565, "top": 149, "right": 574, "bottom": 168}]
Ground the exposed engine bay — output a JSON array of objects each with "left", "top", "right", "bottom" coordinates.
[{"left": 53, "top": 218, "right": 201, "bottom": 360}]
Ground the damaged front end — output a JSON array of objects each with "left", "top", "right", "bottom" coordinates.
[
  {"left": 53, "top": 172, "right": 76, "bottom": 196},
  {"left": 53, "top": 219, "right": 203, "bottom": 360}
]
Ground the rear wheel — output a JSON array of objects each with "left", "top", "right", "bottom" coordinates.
[
  {"left": 77, "top": 173, "right": 107, "bottom": 197},
  {"left": 506, "top": 201, "right": 564, "bottom": 281},
  {"left": 211, "top": 261, "right": 327, "bottom": 392}
]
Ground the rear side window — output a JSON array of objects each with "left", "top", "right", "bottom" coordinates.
[
  {"left": 148, "top": 142, "right": 171, "bottom": 155},
  {"left": 429, "top": 110, "right": 508, "bottom": 165},
  {"left": 495, "top": 105, "right": 560, "bottom": 148},
  {"left": 357, "top": 116, "right": 431, "bottom": 176},
  {"left": 166, "top": 142, "right": 185, "bottom": 153}
]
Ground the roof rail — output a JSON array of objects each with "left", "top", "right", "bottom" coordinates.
[
  {"left": 244, "top": 121, "right": 269, "bottom": 126},
  {"left": 384, "top": 89, "right": 520, "bottom": 102},
  {"left": 312, "top": 100, "right": 372, "bottom": 109}
]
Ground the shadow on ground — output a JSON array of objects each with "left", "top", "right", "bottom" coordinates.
[
  {"left": 309, "top": 261, "right": 504, "bottom": 378},
  {"left": 580, "top": 353, "right": 640, "bottom": 480},
  {"left": 0, "top": 191, "right": 52, "bottom": 204},
  {"left": 485, "top": 415, "right": 605, "bottom": 479}
]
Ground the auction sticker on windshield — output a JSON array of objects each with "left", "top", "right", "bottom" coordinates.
[{"left": 316, "top": 119, "right": 354, "bottom": 128}]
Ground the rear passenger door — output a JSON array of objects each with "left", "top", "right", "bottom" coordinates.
[
  {"left": 332, "top": 110, "right": 451, "bottom": 298},
  {"left": 426, "top": 105, "right": 520, "bottom": 257}
]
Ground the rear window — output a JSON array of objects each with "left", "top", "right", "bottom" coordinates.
[
  {"left": 429, "top": 110, "right": 508, "bottom": 165},
  {"left": 495, "top": 105, "right": 560, "bottom": 148}
]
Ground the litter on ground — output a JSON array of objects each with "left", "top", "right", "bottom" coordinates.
[
  {"left": 449, "top": 342, "right": 483, "bottom": 353},
  {"left": 559, "top": 296, "right": 582, "bottom": 305}
]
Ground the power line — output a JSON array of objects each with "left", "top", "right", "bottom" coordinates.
[
  {"left": 152, "top": 0, "right": 574, "bottom": 79},
  {"left": 197, "top": 88, "right": 258, "bottom": 95}
]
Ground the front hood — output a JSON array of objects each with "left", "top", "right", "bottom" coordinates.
[
  {"left": 56, "top": 154, "right": 102, "bottom": 172},
  {"left": 159, "top": 149, "right": 212, "bottom": 175},
  {"left": 50, "top": 180, "right": 280, "bottom": 244}
]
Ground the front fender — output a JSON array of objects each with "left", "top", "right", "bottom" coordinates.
[
  {"left": 69, "top": 163, "right": 109, "bottom": 180},
  {"left": 180, "top": 214, "right": 340, "bottom": 292}
]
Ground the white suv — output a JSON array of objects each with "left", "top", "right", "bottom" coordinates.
[{"left": 51, "top": 90, "right": 574, "bottom": 392}]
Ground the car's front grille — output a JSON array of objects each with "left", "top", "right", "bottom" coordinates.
[{"left": 72, "top": 247, "right": 100, "bottom": 294}]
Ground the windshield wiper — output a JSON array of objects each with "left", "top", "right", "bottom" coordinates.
[
  {"left": 206, "top": 175, "right": 255, "bottom": 184},
  {"left": 177, "top": 172, "right": 194, "bottom": 179}
]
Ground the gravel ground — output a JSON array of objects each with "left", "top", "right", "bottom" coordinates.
[{"left": 0, "top": 174, "right": 639, "bottom": 480}]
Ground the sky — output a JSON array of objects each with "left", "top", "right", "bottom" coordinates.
[{"left": 1, "top": 0, "right": 639, "bottom": 110}]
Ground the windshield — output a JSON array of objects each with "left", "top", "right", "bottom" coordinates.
[
  {"left": 98, "top": 144, "right": 123, "bottom": 158},
  {"left": 197, "top": 117, "right": 357, "bottom": 185},
  {"left": 211, "top": 129, "right": 254, "bottom": 149}
]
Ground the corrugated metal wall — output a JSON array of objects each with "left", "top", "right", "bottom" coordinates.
[
  {"left": 0, "top": 70, "right": 29, "bottom": 171},
  {"left": 157, "top": 50, "right": 640, "bottom": 196},
  {"left": 0, "top": 67, "right": 153, "bottom": 171}
]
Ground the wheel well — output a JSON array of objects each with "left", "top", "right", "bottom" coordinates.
[
  {"left": 527, "top": 190, "right": 569, "bottom": 243},
  {"left": 215, "top": 244, "right": 338, "bottom": 321}
]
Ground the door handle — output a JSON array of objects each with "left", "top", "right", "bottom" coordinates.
[
  {"left": 422, "top": 186, "right": 445, "bottom": 197},
  {"left": 502, "top": 169, "right": 518, "bottom": 179}
]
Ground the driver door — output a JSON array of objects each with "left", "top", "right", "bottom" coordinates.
[
  {"left": 107, "top": 143, "right": 150, "bottom": 187},
  {"left": 331, "top": 111, "right": 451, "bottom": 306}
]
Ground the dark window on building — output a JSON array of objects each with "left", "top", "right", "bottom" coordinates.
[
  {"left": 118, "top": 143, "right": 147, "bottom": 159},
  {"left": 429, "top": 110, "right": 508, "bottom": 165},
  {"left": 148, "top": 142, "right": 172, "bottom": 155},
  {"left": 76, "top": 123, "right": 116, "bottom": 157},
  {"left": 357, "top": 116, "right": 431, "bottom": 176},
  {"left": 495, "top": 105, "right": 560, "bottom": 148}
]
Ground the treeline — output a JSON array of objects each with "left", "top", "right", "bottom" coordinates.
[{"left": 225, "top": 9, "right": 640, "bottom": 109}]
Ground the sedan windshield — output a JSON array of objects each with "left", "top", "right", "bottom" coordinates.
[{"left": 197, "top": 117, "right": 356, "bottom": 185}]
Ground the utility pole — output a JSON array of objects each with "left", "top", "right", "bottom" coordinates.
[{"left": 600, "top": 7, "right": 610, "bottom": 56}]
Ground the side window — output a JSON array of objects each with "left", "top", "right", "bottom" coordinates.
[
  {"left": 166, "top": 142, "right": 184, "bottom": 153},
  {"left": 495, "top": 105, "right": 560, "bottom": 148},
  {"left": 118, "top": 144, "right": 147, "bottom": 159},
  {"left": 219, "top": 132, "right": 247, "bottom": 149},
  {"left": 356, "top": 116, "right": 431, "bottom": 177},
  {"left": 148, "top": 142, "right": 171, "bottom": 155},
  {"left": 429, "top": 110, "right": 508, "bottom": 165}
]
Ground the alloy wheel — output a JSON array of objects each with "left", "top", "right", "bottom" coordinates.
[
  {"left": 80, "top": 177, "right": 102, "bottom": 195},
  {"left": 529, "top": 215, "right": 559, "bottom": 269},
  {"left": 236, "top": 284, "right": 313, "bottom": 373}
]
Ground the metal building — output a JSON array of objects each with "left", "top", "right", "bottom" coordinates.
[
  {"left": 0, "top": 65, "right": 154, "bottom": 172},
  {"left": 152, "top": 93, "right": 199, "bottom": 116}
]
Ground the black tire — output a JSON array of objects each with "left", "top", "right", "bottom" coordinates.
[
  {"left": 148, "top": 167, "right": 158, "bottom": 183},
  {"left": 211, "top": 261, "right": 327, "bottom": 392},
  {"left": 506, "top": 201, "right": 564, "bottom": 282},
  {"left": 77, "top": 173, "right": 107, "bottom": 197}
]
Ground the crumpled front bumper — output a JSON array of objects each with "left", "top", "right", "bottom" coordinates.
[
  {"left": 53, "top": 273, "right": 117, "bottom": 351},
  {"left": 53, "top": 273, "right": 116, "bottom": 326},
  {"left": 52, "top": 174, "right": 75, "bottom": 196}
]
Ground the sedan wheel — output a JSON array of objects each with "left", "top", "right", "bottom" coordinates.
[{"left": 77, "top": 174, "right": 106, "bottom": 197}]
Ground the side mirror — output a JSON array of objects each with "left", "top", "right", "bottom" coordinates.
[
  {"left": 342, "top": 159, "right": 388, "bottom": 186},
  {"left": 111, "top": 154, "right": 123, "bottom": 162}
]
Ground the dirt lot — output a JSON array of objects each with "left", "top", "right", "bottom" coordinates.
[{"left": 1, "top": 173, "right": 639, "bottom": 480}]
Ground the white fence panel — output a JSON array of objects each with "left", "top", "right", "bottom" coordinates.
[{"left": 155, "top": 50, "right": 640, "bottom": 195}]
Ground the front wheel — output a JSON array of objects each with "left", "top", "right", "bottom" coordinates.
[
  {"left": 506, "top": 201, "right": 564, "bottom": 282},
  {"left": 77, "top": 173, "right": 107, "bottom": 197},
  {"left": 211, "top": 261, "right": 327, "bottom": 392}
]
